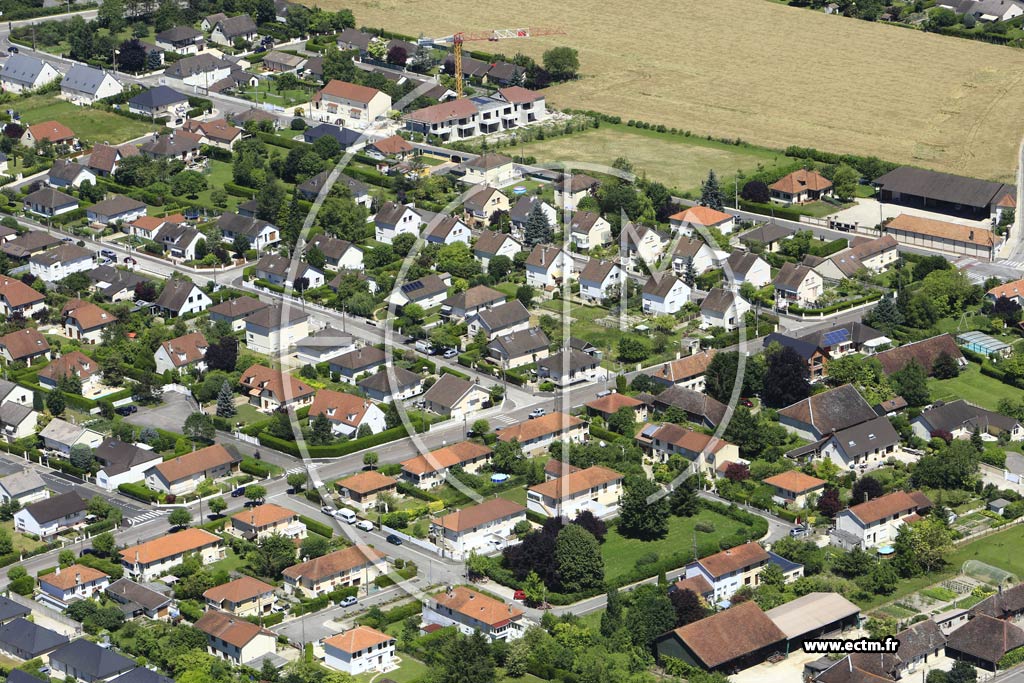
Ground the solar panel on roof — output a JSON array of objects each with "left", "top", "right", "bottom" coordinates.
[
  {"left": 822, "top": 329, "right": 850, "bottom": 346},
  {"left": 401, "top": 280, "right": 425, "bottom": 294},
  {"left": 641, "top": 424, "right": 659, "bottom": 438}
]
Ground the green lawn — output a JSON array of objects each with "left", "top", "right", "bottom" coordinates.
[
  {"left": 355, "top": 655, "right": 429, "bottom": 683},
  {"left": 197, "top": 160, "right": 244, "bottom": 211},
  {"left": 235, "top": 82, "right": 314, "bottom": 109},
  {"left": 496, "top": 487, "right": 527, "bottom": 506},
  {"left": 207, "top": 546, "right": 248, "bottom": 575},
  {"left": 4, "top": 520, "right": 43, "bottom": 553},
  {"left": 231, "top": 402, "right": 268, "bottom": 426},
  {"left": 15, "top": 94, "right": 159, "bottom": 145},
  {"left": 601, "top": 509, "right": 750, "bottom": 583},
  {"left": 515, "top": 122, "right": 792, "bottom": 195},
  {"left": 928, "top": 362, "right": 1018, "bottom": 411}
]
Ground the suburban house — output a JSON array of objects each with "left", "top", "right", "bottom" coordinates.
[
  {"left": 646, "top": 350, "right": 717, "bottom": 391},
  {"left": 778, "top": 384, "right": 878, "bottom": 441},
  {"left": 154, "top": 332, "right": 209, "bottom": 375},
  {"left": 282, "top": 545, "right": 387, "bottom": 596},
  {"left": 128, "top": 86, "right": 190, "bottom": 126},
  {"left": 14, "top": 491, "right": 88, "bottom": 539},
  {"left": 487, "top": 327, "right": 550, "bottom": 368},
  {"left": 2, "top": 231, "right": 62, "bottom": 258},
  {"left": 762, "top": 332, "right": 830, "bottom": 383},
  {"left": 944, "top": 614, "right": 1024, "bottom": 672},
  {"left": 467, "top": 300, "right": 531, "bottom": 340},
  {"left": 509, "top": 196, "right": 556, "bottom": 234},
  {"left": 700, "top": 288, "right": 750, "bottom": 331},
  {"left": 569, "top": 211, "right": 613, "bottom": 250},
  {"left": 497, "top": 412, "right": 588, "bottom": 455},
  {"left": 85, "top": 142, "right": 140, "bottom": 177},
  {"left": 312, "top": 79, "right": 391, "bottom": 128},
  {"left": 431, "top": 498, "right": 526, "bottom": 560},
  {"left": 195, "top": 610, "right": 276, "bottom": 665},
  {"left": 0, "top": 596, "right": 30, "bottom": 626},
  {"left": 38, "top": 350, "right": 103, "bottom": 394},
  {"left": 642, "top": 272, "right": 691, "bottom": 315},
  {"left": 585, "top": 392, "right": 649, "bottom": 424},
  {"left": 335, "top": 471, "right": 399, "bottom": 511},
  {"left": 773, "top": 262, "right": 823, "bottom": 310},
  {"left": 401, "top": 442, "right": 493, "bottom": 489},
  {"left": 295, "top": 325, "right": 355, "bottom": 364},
  {"left": 60, "top": 63, "right": 122, "bottom": 104},
  {"left": 553, "top": 174, "right": 600, "bottom": 210},
  {"left": 672, "top": 237, "right": 717, "bottom": 276},
  {"left": 987, "top": 278, "right": 1024, "bottom": 306},
  {"left": 244, "top": 304, "right": 309, "bottom": 356},
  {"left": 47, "top": 159, "right": 97, "bottom": 189},
  {"left": 0, "top": 399, "right": 35, "bottom": 443},
  {"left": 306, "top": 234, "right": 363, "bottom": 271},
  {"left": 912, "top": 399, "right": 1023, "bottom": 442},
  {"left": 204, "top": 576, "right": 278, "bottom": 617},
  {"left": 357, "top": 366, "right": 424, "bottom": 403},
  {"left": 738, "top": 222, "right": 795, "bottom": 252},
  {"left": 875, "top": 333, "right": 966, "bottom": 377},
  {"left": 105, "top": 578, "right": 172, "bottom": 620},
  {"left": 153, "top": 279, "right": 212, "bottom": 318},
  {"left": 146, "top": 444, "right": 236, "bottom": 495},
  {"left": 39, "top": 418, "right": 103, "bottom": 455},
  {"left": 29, "top": 244, "right": 93, "bottom": 283},
  {"left": 537, "top": 349, "right": 605, "bottom": 388},
  {"left": 49, "top": 639, "right": 135, "bottom": 683},
  {"left": 763, "top": 471, "right": 827, "bottom": 507},
  {"left": 38, "top": 564, "right": 110, "bottom": 607},
  {"left": 770, "top": 169, "right": 833, "bottom": 204},
  {"left": 327, "top": 346, "right": 387, "bottom": 383},
  {"left": 297, "top": 171, "right": 371, "bottom": 208},
  {"left": 120, "top": 528, "right": 226, "bottom": 581},
  {"left": 819, "top": 416, "right": 902, "bottom": 469},
  {"left": 155, "top": 26, "right": 205, "bottom": 54},
  {"left": 654, "top": 601, "right": 786, "bottom": 672},
  {"left": 669, "top": 205, "right": 735, "bottom": 235},
  {"left": 833, "top": 490, "right": 932, "bottom": 549},
  {"left": 24, "top": 187, "right": 79, "bottom": 217},
  {"left": 645, "top": 423, "right": 740, "bottom": 477},
  {"left": 85, "top": 195, "right": 147, "bottom": 226},
  {"left": 421, "top": 373, "right": 490, "bottom": 419},
  {"left": 441, "top": 285, "right": 506, "bottom": 320},
  {"left": 578, "top": 259, "right": 622, "bottom": 303},
  {"left": 86, "top": 265, "right": 148, "bottom": 302},
  {"left": 683, "top": 541, "right": 772, "bottom": 603},
  {"left": 181, "top": 118, "right": 243, "bottom": 150},
  {"left": 309, "top": 389, "right": 387, "bottom": 437},
  {"left": 0, "top": 276, "right": 46, "bottom": 317},
  {"left": 622, "top": 223, "right": 671, "bottom": 269},
  {"left": 473, "top": 229, "right": 522, "bottom": 269},
  {"left": 0, "top": 618, "right": 68, "bottom": 660},
  {"left": 93, "top": 438, "right": 162, "bottom": 492},
  {"left": 424, "top": 215, "right": 472, "bottom": 245},
  {"left": 238, "top": 364, "right": 315, "bottom": 411},
  {"left": 365, "top": 134, "right": 414, "bottom": 164},
  {"left": 164, "top": 53, "right": 232, "bottom": 87},
  {"left": 0, "top": 470, "right": 48, "bottom": 506},
  {"left": 301, "top": 123, "right": 360, "bottom": 148},
  {"left": 460, "top": 153, "right": 515, "bottom": 186},
  {"left": 422, "top": 587, "right": 525, "bottom": 642},
  {"left": 229, "top": 503, "right": 305, "bottom": 541},
  {"left": 820, "top": 235, "right": 899, "bottom": 278},
  {"left": 253, "top": 253, "right": 325, "bottom": 289},
  {"left": 217, "top": 212, "right": 280, "bottom": 250},
  {"left": 387, "top": 271, "right": 451, "bottom": 309},
  {"left": 262, "top": 50, "right": 306, "bottom": 72},
  {"left": 209, "top": 296, "right": 269, "bottom": 331},
  {"left": 462, "top": 186, "right": 509, "bottom": 227},
  {"left": 127, "top": 213, "right": 182, "bottom": 240},
  {"left": 374, "top": 202, "right": 423, "bottom": 243},
  {"left": 527, "top": 465, "right": 624, "bottom": 519},
  {"left": 725, "top": 251, "right": 772, "bottom": 288},
  {"left": 525, "top": 244, "right": 573, "bottom": 290},
  {"left": 209, "top": 14, "right": 258, "bottom": 46},
  {"left": 0, "top": 54, "right": 60, "bottom": 93},
  {"left": 140, "top": 131, "right": 203, "bottom": 161},
  {"left": 885, "top": 213, "right": 998, "bottom": 261},
  {"left": 323, "top": 626, "right": 396, "bottom": 676}
]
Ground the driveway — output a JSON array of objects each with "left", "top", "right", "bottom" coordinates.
[{"left": 125, "top": 391, "right": 196, "bottom": 433}]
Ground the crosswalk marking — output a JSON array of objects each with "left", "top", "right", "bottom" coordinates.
[
  {"left": 286, "top": 466, "right": 307, "bottom": 475},
  {"left": 1000, "top": 260, "right": 1024, "bottom": 271},
  {"left": 128, "top": 510, "right": 167, "bottom": 525},
  {"left": 491, "top": 414, "right": 517, "bottom": 425}
]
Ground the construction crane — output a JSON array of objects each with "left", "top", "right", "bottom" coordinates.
[{"left": 418, "top": 28, "right": 566, "bottom": 98}]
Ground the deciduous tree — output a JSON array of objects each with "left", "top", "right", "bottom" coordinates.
[{"left": 618, "top": 475, "right": 669, "bottom": 539}]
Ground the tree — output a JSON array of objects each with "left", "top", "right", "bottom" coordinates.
[
  {"left": 515, "top": 284, "right": 535, "bottom": 308},
  {"left": 759, "top": 562, "right": 786, "bottom": 589},
  {"left": 891, "top": 359, "right": 930, "bottom": 407},
  {"left": 207, "top": 335, "right": 238, "bottom": 373},
  {"left": 850, "top": 476, "right": 884, "bottom": 504},
  {"left": 607, "top": 406, "right": 637, "bottom": 436},
  {"left": 991, "top": 295, "right": 1022, "bottom": 323},
  {"left": 741, "top": 180, "right": 770, "bottom": 203},
  {"left": 542, "top": 46, "right": 580, "bottom": 81},
  {"left": 912, "top": 439, "right": 978, "bottom": 490},
  {"left": 309, "top": 413, "right": 333, "bottom": 445},
  {"left": 572, "top": 510, "right": 607, "bottom": 543},
  {"left": 46, "top": 389, "right": 65, "bottom": 416},
  {"left": 245, "top": 485, "right": 267, "bottom": 503},
  {"left": 932, "top": 352, "right": 961, "bottom": 379},
  {"left": 215, "top": 381, "right": 236, "bottom": 419},
  {"left": 436, "top": 632, "right": 495, "bottom": 683},
  {"left": 183, "top": 412, "right": 215, "bottom": 444},
  {"left": 169, "top": 508, "right": 192, "bottom": 528},
  {"left": 523, "top": 200, "right": 552, "bottom": 246},
  {"left": 471, "top": 419, "right": 490, "bottom": 437},
  {"left": 817, "top": 486, "right": 842, "bottom": 518},
  {"left": 699, "top": 170, "right": 725, "bottom": 211},
  {"left": 617, "top": 335, "right": 651, "bottom": 363},
  {"left": 624, "top": 584, "right": 676, "bottom": 650},
  {"left": 724, "top": 462, "right": 750, "bottom": 482},
  {"left": 831, "top": 164, "right": 859, "bottom": 200},
  {"left": 363, "top": 452, "right": 379, "bottom": 468},
  {"left": 248, "top": 533, "right": 298, "bottom": 579},
  {"left": 98, "top": 0, "right": 126, "bottom": 32},
  {"left": 831, "top": 547, "right": 875, "bottom": 578},
  {"left": 69, "top": 444, "right": 95, "bottom": 472},
  {"left": 704, "top": 350, "right": 739, "bottom": 403},
  {"left": 300, "top": 535, "right": 329, "bottom": 560},
  {"left": 866, "top": 616, "right": 898, "bottom": 640},
  {"left": 669, "top": 588, "right": 707, "bottom": 627},
  {"left": 618, "top": 475, "right": 669, "bottom": 539},
  {"left": 488, "top": 255, "right": 512, "bottom": 281},
  {"left": 386, "top": 45, "right": 408, "bottom": 66},
  {"left": 91, "top": 531, "right": 116, "bottom": 559},
  {"left": 601, "top": 586, "right": 623, "bottom": 637},
  {"left": 171, "top": 171, "right": 207, "bottom": 199},
  {"left": 257, "top": 178, "right": 287, "bottom": 224},
  {"left": 58, "top": 549, "right": 76, "bottom": 568},
  {"left": 208, "top": 498, "right": 227, "bottom": 518},
  {"left": 763, "top": 345, "right": 811, "bottom": 408},
  {"left": 232, "top": 234, "right": 250, "bottom": 257},
  {"left": 554, "top": 524, "right": 603, "bottom": 592},
  {"left": 669, "top": 480, "right": 700, "bottom": 517},
  {"left": 287, "top": 472, "right": 308, "bottom": 492},
  {"left": 117, "top": 38, "right": 147, "bottom": 72}
]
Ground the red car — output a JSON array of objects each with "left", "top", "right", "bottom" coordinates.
[
  {"left": 513, "top": 590, "right": 526, "bottom": 601},
  {"left": 740, "top": 398, "right": 754, "bottom": 407}
]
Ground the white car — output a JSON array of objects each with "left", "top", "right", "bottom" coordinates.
[{"left": 355, "top": 519, "right": 374, "bottom": 532}]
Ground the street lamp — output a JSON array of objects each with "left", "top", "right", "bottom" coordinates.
[{"left": 113, "top": 49, "right": 120, "bottom": 73}]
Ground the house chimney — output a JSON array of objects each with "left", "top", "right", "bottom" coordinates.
[{"left": 55, "top": 565, "right": 61, "bottom": 576}]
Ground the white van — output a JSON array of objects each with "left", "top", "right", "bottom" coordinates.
[
  {"left": 334, "top": 509, "right": 357, "bottom": 524},
  {"left": 415, "top": 339, "right": 434, "bottom": 355}
]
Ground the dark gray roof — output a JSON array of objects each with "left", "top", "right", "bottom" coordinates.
[
  {"left": 95, "top": 439, "right": 160, "bottom": 476},
  {"left": 48, "top": 159, "right": 92, "bottom": 183},
  {"left": 218, "top": 212, "right": 275, "bottom": 238},
  {"left": 165, "top": 53, "right": 232, "bottom": 79},
  {"left": 539, "top": 348, "right": 600, "bottom": 374},
  {"left": 307, "top": 234, "right": 358, "bottom": 261},
  {"left": 946, "top": 614, "right": 1024, "bottom": 664},
  {"left": 209, "top": 296, "right": 269, "bottom": 320},
  {"left": 336, "top": 28, "right": 374, "bottom": 51},
  {"left": 8, "top": 670, "right": 45, "bottom": 683},
  {"left": 128, "top": 86, "right": 188, "bottom": 110},
  {"left": 156, "top": 26, "right": 203, "bottom": 42},
  {"left": 829, "top": 416, "right": 900, "bottom": 457},
  {"left": 0, "top": 618, "right": 68, "bottom": 658},
  {"left": 215, "top": 13, "right": 258, "bottom": 39},
  {"left": 297, "top": 171, "right": 368, "bottom": 200},
  {"left": 778, "top": 385, "right": 877, "bottom": 436},
  {"left": 874, "top": 166, "right": 1014, "bottom": 210},
  {"left": 0, "top": 54, "right": 51, "bottom": 87},
  {"left": 374, "top": 201, "right": 417, "bottom": 229},
  {"left": 917, "top": 399, "right": 1020, "bottom": 435},
  {"left": 471, "top": 300, "right": 530, "bottom": 332},
  {"left": 578, "top": 259, "right": 618, "bottom": 286},
  {"left": 725, "top": 250, "right": 764, "bottom": 277},
  {"left": 650, "top": 385, "right": 728, "bottom": 427},
  {"left": 465, "top": 153, "right": 512, "bottom": 171},
  {"left": 302, "top": 123, "right": 361, "bottom": 147},
  {"left": 701, "top": 287, "right": 738, "bottom": 315},
  {"left": 397, "top": 274, "right": 448, "bottom": 302},
  {"left": 442, "top": 285, "right": 505, "bottom": 312},
  {"left": 487, "top": 327, "right": 549, "bottom": 359},
  {"left": 23, "top": 491, "right": 87, "bottom": 524},
  {"left": 763, "top": 333, "right": 821, "bottom": 361},
  {"left": 112, "top": 669, "right": 174, "bottom": 683},
  {"left": 643, "top": 272, "right": 684, "bottom": 298},
  {"left": 295, "top": 325, "right": 350, "bottom": 350},
  {"left": 773, "top": 262, "right": 816, "bottom": 292},
  {"left": 0, "top": 402, "right": 33, "bottom": 428},
  {"left": 154, "top": 278, "right": 201, "bottom": 312},
  {"left": 62, "top": 64, "right": 115, "bottom": 96},
  {"left": 88, "top": 266, "right": 148, "bottom": 299},
  {"left": 29, "top": 243, "right": 92, "bottom": 267},
  {"left": 0, "top": 595, "right": 30, "bottom": 622},
  {"left": 422, "top": 373, "right": 478, "bottom": 409},
  {"left": 50, "top": 639, "right": 136, "bottom": 680},
  {"left": 328, "top": 345, "right": 386, "bottom": 372},
  {"left": 24, "top": 187, "right": 78, "bottom": 210},
  {"left": 509, "top": 195, "right": 547, "bottom": 224},
  {"left": 358, "top": 366, "right": 422, "bottom": 393},
  {"left": 87, "top": 195, "right": 147, "bottom": 218},
  {"left": 738, "top": 222, "right": 794, "bottom": 245},
  {"left": 798, "top": 322, "right": 884, "bottom": 348},
  {"left": 105, "top": 578, "right": 172, "bottom": 612},
  {"left": 245, "top": 303, "right": 308, "bottom": 329}
]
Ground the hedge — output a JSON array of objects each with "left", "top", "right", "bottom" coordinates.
[
  {"left": 438, "top": 366, "right": 470, "bottom": 380},
  {"left": 589, "top": 424, "right": 625, "bottom": 443},
  {"left": 257, "top": 420, "right": 428, "bottom": 458},
  {"left": 257, "top": 131, "right": 305, "bottom": 150},
  {"left": 118, "top": 482, "right": 160, "bottom": 503},
  {"left": 395, "top": 480, "right": 439, "bottom": 502},
  {"left": 244, "top": 611, "right": 284, "bottom": 627},
  {"left": 737, "top": 199, "right": 806, "bottom": 222},
  {"left": 240, "top": 458, "right": 272, "bottom": 478},
  {"left": 787, "top": 292, "right": 883, "bottom": 316},
  {"left": 356, "top": 599, "right": 422, "bottom": 628},
  {"left": 299, "top": 516, "right": 333, "bottom": 538},
  {"left": 84, "top": 519, "right": 116, "bottom": 535},
  {"left": 47, "top": 458, "right": 88, "bottom": 478},
  {"left": 224, "top": 182, "right": 257, "bottom": 198}
]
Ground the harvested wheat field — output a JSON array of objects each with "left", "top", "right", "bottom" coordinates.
[{"left": 314, "top": 0, "right": 1024, "bottom": 182}]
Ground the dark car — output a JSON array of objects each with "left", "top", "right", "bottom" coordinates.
[
  {"left": 7, "top": 47, "right": 18, "bottom": 54},
  {"left": 115, "top": 405, "right": 137, "bottom": 416},
  {"left": 386, "top": 534, "right": 403, "bottom": 545},
  {"left": 231, "top": 487, "right": 246, "bottom": 497}
]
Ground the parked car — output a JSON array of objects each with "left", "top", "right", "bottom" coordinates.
[
  {"left": 114, "top": 405, "right": 137, "bottom": 416},
  {"left": 740, "top": 397, "right": 754, "bottom": 407},
  {"left": 7, "top": 47, "right": 18, "bottom": 54},
  {"left": 321, "top": 505, "right": 334, "bottom": 515},
  {"left": 414, "top": 339, "right": 435, "bottom": 355},
  {"left": 386, "top": 534, "right": 403, "bottom": 545},
  {"left": 443, "top": 348, "right": 458, "bottom": 359},
  {"left": 528, "top": 408, "right": 546, "bottom": 419},
  {"left": 339, "top": 596, "right": 357, "bottom": 608},
  {"left": 789, "top": 525, "right": 810, "bottom": 538},
  {"left": 355, "top": 519, "right": 373, "bottom": 532},
  {"left": 513, "top": 589, "right": 526, "bottom": 601},
  {"left": 100, "top": 249, "right": 117, "bottom": 260},
  {"left": 231, "top": 487, "right": 246, "bottom": 497}
]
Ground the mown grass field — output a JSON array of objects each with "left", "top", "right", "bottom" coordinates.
[
  {"left": 16, "top": 94, "right": 159, "bottom": 145},
  {"left": 928, "top": 362, "right": 1019, "bottom": 411},
  {"left": 317, "top": 0, "right": 1024, "bottom": 182}
]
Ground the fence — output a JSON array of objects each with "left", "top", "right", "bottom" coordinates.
[
  {"left": 380, "top": 524, "right": 441, "bottom": 556},
  {"left": 234, "top": 431, "right": 260, "bottom": 445},
  {"left": 6, "top": 591, "right": 83, "bottom": 635}
]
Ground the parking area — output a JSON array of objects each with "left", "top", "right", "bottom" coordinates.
[
  {"left": 829, "top": 198, "right": 992, "bottom": 231},
  {"left": 125, "top": 391, "right": 195, "bottom": 433}
]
